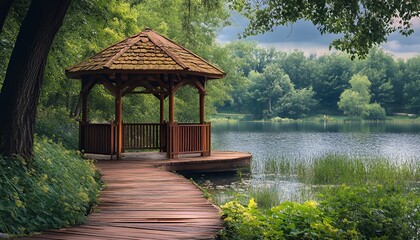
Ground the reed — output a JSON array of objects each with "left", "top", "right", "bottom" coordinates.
[{"left": 262, "top": 154, "right": 419, "bottom": 186}]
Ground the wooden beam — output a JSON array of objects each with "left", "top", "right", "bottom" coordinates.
[
  {"left": 193, "top": 81, "right": 205, "bottom": 94},
  {"left": 121, "top": 81, "right": 145, "bottom": 96},
  {"left": 101, "top": 78, "right": 117, "bottom": 96},
  {"left": 173, "top": 78, "right": 187, "bottom": 93}
]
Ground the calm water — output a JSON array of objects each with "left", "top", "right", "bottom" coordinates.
[
  {"left": 192, "top": 121, "right": 420, "bottom": 202},
  {"left": 212, "top": 121, "right": 420, "bottom": 168}
]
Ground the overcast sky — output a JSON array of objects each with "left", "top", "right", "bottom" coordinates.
[{"left": 217, "top": 11, "right": 420, "bottom": 59}]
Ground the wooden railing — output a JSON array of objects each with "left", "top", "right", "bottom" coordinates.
[
  {"left": 168, "top": 123, "right": 211, "bottom": 158},
  {"left": 79, "top": 122, "right": 211, "bottom": 159},
  {"left": 123, "top": 123, "right": 166, "bottom": 151},
  {"left": 79, "top": 122, "right": 116, "bottom": 155}
]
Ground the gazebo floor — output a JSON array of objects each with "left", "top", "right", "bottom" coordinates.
[
  {"left": 23, "top": 151, "right": 251, "bottom": 240},
  {"left": 86, "top": 151, "right": 252, "bottom": 173}
]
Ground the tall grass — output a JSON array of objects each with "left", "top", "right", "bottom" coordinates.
[{"left": 262, "top": 154, "right": 419, "bottom": 186}]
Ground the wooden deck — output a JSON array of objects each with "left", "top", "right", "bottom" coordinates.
[
  {"left": 24, "top": 160, "right": 226, "bottom": 240},
  {"left": 86, "top": 151, "right": 252, "bottom": 173}
]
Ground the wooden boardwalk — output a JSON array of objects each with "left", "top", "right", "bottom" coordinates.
[{"left": 26, "top": 160, "right": 223, "bottom": 240}]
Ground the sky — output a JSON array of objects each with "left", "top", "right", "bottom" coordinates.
[{"left": 216, "top": 11, "right": 420, "bottom": 59}]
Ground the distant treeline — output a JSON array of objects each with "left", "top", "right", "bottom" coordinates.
[{"left": 217, "top": 42, "right": 420, "bottom": 119}]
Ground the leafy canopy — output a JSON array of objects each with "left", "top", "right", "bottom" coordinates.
[{"left": 230, "top": 0, "right": 420, "bottom": 58}]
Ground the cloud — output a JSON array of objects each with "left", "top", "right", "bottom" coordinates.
[{"left": 217, "top": 12, "right": 420, "bottom": 59}]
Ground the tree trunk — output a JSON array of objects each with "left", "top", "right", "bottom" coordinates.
[
  {"left": 0, "top": 0, "right": 71, "bottom": 159},
  {"left": 0, "top": 0, "right": 13, "bottom": 32}
]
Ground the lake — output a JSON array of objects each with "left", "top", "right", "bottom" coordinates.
[{"left": 191, "top": 121, "right": 420, "bottom": 202}]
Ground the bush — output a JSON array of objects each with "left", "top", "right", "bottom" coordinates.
[
  {"left": 0, "top": 138, "right": 102, "bottom": 236},
  {"left": 319, "top": 184, "right": 420, "bottom": 239},
  {"left": 363, "top": 103, "right": 386, "bottom": 119},
  {"left": 220, "top": 199, "right": 356, "bottom": 240}
]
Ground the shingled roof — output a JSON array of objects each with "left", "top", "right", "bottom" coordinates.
[{"left": 66, "top": 28, "right": 225, "bottom": 79}]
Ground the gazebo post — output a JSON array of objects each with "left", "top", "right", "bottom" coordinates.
[
  {"left": 81, "top": 79, "right": 89, "bottom": 123},
  {"left": 199, "top": 91, "right": 205, "bottom": 124},
  {"left": 168, "top": 75, "right": 176, "bottom": 158},
  {"left": 168, "top": 76, "right": 174, "bottom": 124},
  {"left": 199, "top": 81, "right": 208, "bottom": 156},
  {"left": 115, "top": 82, "right": 123, "bottom": 159}
]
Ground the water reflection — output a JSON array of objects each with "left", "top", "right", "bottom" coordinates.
[{"left": 212, "top": 121, "right": 420, "bottom": 163}]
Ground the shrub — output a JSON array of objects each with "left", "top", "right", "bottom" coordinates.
[
  {"left": 221, "top": 199, "right": 356, "bottom": 240},
  {"left": 0, "top": 138, "right": 102, "bottom": 236},
  {"left": 319, "top": 184, "right": 420, "bottom": 240},
  {"left": 363, "top": 103, "right": 386, "bottom": 119},
  {"left": 220, "top": 199, "right": 270, "bottom": 239}
]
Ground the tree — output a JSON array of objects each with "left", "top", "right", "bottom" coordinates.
[
  {"left": 338, "top": 74, "right": 371, "bottom": 117},
  {"left": 338, "top": 90, "right": 367, "bottom": 117},
  {"left": 280, "top": 51, "right": 315, "bottom": 89},
  {"left": 231, "top": 0, "right": 420, "bottom": 57},
  {"left": 403, "top": 56, "right": 420, "bottom": 113},
  {"left": 0, "top": 0, "right": 14, "bottom": 32},
  {"left": 360, "top": 48, "right": 396, "bottom": 112},
  {"left": 312, "top": 54, "right": 355, "bottom": 113},
  {"left": 338, "top": 74, "right": 386, "bottom": 119},
  {"left": 275, "top": 87, "right": 317, "bottom": 118},
  {"left": 0, "top": 0, "right": 71, "bottom": 159},
  {"left": 248, "top": 64, "right": 293, "bottom": 118}
]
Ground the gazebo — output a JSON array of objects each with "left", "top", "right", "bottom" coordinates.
[{"left": 66, "top": 28, "right": 225, "bottom": 159}]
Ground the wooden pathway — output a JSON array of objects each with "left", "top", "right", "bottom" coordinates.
[{"left": 26, "top": 160, "right": 223, "bottom": 240}]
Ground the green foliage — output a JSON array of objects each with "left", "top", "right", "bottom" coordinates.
[
  {"left": 276, "top": 87, "right": 318, "bottom": 119},
  {"left": 319, "top": 184, "right": 420, "bottom": 240},
  {"left": 35, "top": 107, "right": 78, "bottom": 149},
  {"left": 221, "top": 185, "right": 420, "bottom": 240},
  {"left": 231, "top": 0, "right": 420, "bottom": 58},
  {"left": 0, "top": 138, "right": 101, "bottom": 236},
  {"left": 360, "top": 48, "right": 396, "bottom": 111},
  {"left": 338, "top": 89, "right": 367, "bottom": 117},
  {"left": 219, "top": 43, "right": 419, "bottom": 118},
  {"left": 363, "top": 103, "right": 386, "bottom": 120},
  {"left": 338, "top": 74, "right": 387, "bottom": 119},
  {"left": 403, "top": 56, "right": 420, "bottom": 113},
  {"left": 220, "top": 199, "right": 355, "bottom": 240},
  {"left": 248, "top": 65, "right": 294, "bottom": 118}
]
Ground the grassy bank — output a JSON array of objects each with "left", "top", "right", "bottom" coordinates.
[
  {"left": 209, "top": 112, "right": 420, "bottom": 123},
  {"left": 214, "top": 154, "right": 419, "bottom": 239},
  {"left": 0, "top": 138, "right": 102, "bottom": 236}
]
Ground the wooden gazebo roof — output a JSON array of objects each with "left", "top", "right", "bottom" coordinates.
[{"left": 66, "top": 28, "right": 225, "bottom": 79}]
